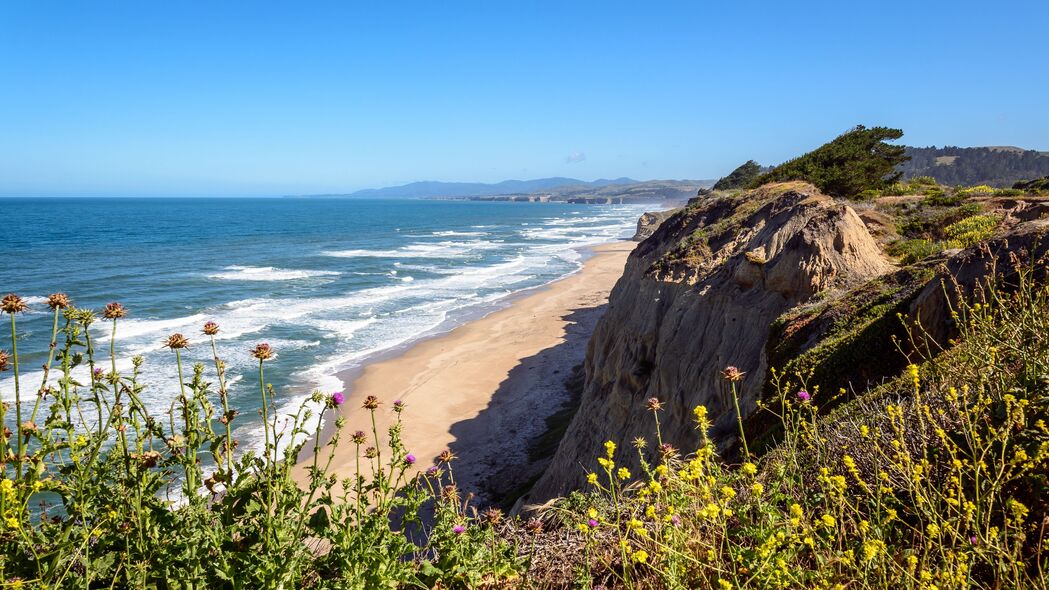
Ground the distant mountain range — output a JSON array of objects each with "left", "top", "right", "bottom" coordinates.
[
  {"left": 298, "top": 177, "right": 641, "bottom": 199},
  {"left": 899, "top": 145, "right": 1049, "bottom": 187}
]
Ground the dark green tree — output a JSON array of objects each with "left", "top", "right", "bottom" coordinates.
[
  {"left": 713, "top": 160, "right": 763, "bottom": 191},
  {"left": 751, "top": 125, "right": 909, "bottom": 198}
]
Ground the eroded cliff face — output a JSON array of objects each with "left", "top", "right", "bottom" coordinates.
[{"left": 527, "top": 183, "right": 893, "bottom": 502}]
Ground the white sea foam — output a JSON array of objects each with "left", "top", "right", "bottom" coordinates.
[{"left": 208, "top": 265, "right": 340, "bottom": 281}]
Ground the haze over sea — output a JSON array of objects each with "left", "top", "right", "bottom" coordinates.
[{"left": 0, "top": 197, "right": 649, "bottom": 451}]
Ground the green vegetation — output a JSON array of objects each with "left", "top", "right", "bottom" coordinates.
[
  {"left": 540, "top": 264, "right": 1047, "bottom": 588},
  {"left": 1014, "top": 175, "right": 1049, "bottom": 192},
  {"left": 0, "top": 297, "right": 519, "bottom": 589},
  {"left": 713, "top": 160, "right": 763, "bottom": 191},
  {"left": 943, "top": 214, "right": 1000, "bottom": 248},
  {"left": 750, "top": 126, "right": 909, "bottom": 198},
  {"left": 899, "top": 146, "right": 1049, "bottom": 188}
]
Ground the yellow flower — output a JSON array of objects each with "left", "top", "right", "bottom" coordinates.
[
  {"left": 862, "top": 539, "right": 885, "bottom": 562},
  {"left": 789, "top": 503, "right": 803, "bottom": 519},
  {"left": 586, "top": 472, "right": 598, "bottom": 485},
  {"left": 926, "top": 523, "right": 941, "bottom": 537},
  {"left": 720, "top": 486, "right": 736, "bottom": 499},
  {"left": 654, "top": 464, "right": 668, "bottom": 477},
  {"left": 742, "top": 462, "right": 757, "bottom": 476},
  {"left": 645, "top": 504, "right": 656, "bottom": 518},
  {"left": 631, "top": 549, "right": 649, "bottom": 564},
  {"left": 617, "top": 467, "right": 631, "bottom": 481},
  {"left": 4, "top": 517, "right": 19, "bottom": 529},
  {"left": 604, "top": 440, "right": 616, "bottom": 459},
  {"left": 648, "top": 480, "right": 662, "bottom": 493},
  {"left": 694, "top": 405, "right": 708, "bottom": 422},
  {"left": 597, "top": 457, "right": 612, "bottom": 470},
  {"left": 820, "top": 514, "right": 836, "bottom": 527},
  {"left": 577, "top": 523, "right": 589, "bottom": 534},
  {"left": 860, "top": 424, "right": 870, "bottom": 437},
  {"left": 803, "top": 536, "right": 814, "bottom": 548},
  {"left": 751, "top": 483, "right": 764, "bottom": 497},
  {"left": 0, "top": 479, "right": 13, "bottom": 495},
  {"left": 718, "top": 580, "right": 732, "bottom": 590},
  {"left": 587, "top": 507, "right": 598, "bottom": 519}
]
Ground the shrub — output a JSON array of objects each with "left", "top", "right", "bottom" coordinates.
[
  {"left": 887, "top": 238, "right": 951, "bottom": 264},
  {"left": 944, "top": 214, "right": 1000, "bottom": 247},
  {"left": 750, "top": 126, "right": 909, "bottom": 198},
  {"left": 713, "top": 160, "right": 764, "bottom": 191}
]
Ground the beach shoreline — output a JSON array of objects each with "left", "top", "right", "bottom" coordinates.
[{"left": 293, "top": 239, "right": 637, "bottom": 502}]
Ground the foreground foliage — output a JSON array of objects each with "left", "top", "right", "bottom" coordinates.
[
  {"left": 538, "top": 260, "right": 1048, "bottom": 588},
  {"left": 0, "top": 299, "right": 519, "bottom": 589}
]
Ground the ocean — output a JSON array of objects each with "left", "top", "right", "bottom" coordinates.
[{"left": 0, "top": 197, "right": 650, "bottom": 452}]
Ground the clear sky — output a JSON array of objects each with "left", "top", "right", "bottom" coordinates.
[{"left": 2, "top": 1, "right": 1047, "bottom": 196}]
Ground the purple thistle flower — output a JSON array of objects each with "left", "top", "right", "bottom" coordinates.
[
  {"left": 404, "top": 453, "right": 416, "bottom": 466},
  {"left": 331, "top": 391, "right": 345, "bottom": 407},
  {"left": 426, "top": 465, "right": 439, "bottom": 476},
  {"left": 671, "top": 514, "right": 681, "bottom": 527},
  {"left": 797, "top": 390, "right": 811, "bottom": 402},
  {"left": 393, "top": 399, "right": 405, "bottom": 413},
  {"left": 453, "top": 524, "right": 466, "bottom": 535},
  {"left": 587, "top": 519, "right": 599, "bottom": 528}
]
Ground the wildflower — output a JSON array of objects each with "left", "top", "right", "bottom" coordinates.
[
  {"left": 588, "top": 518, "right": 599, "bottom": 528},
  {"left": 694, "top": 405, "right": 708, "bottom": 422},
  {"left": 330, "top": 391, "right": 345, "bottom": 407},
  {"left": 351, "top": 430, "right": 366, "bottom": 444},
  {"left": 393, "top": 399, "right": 405, "bottom": 413},
  {"left": 670, "top": 514, "right": 681, "bottom": 527},
  {"left": 720, "top": 485, "right": 736, "bottom": 499},
  {"left": 251, "top": 343, "right": 273, "bottom": 360},
  {"left": 164, "top": 333, "right": 189, "bottom": 350},
  {"left": 0, "top": 350, "right": 9, "bottom": 372},
  {"left": 751, "top": 483, "right": 764, "bottom": 497},
  {"left": 617, "top": 467, "right": 631, "bottom": 480},
  {"left": 722, "top": 365, "right": 745, "bottom": 382},
  {"left": 202, "top": 321, "right": 220, "bottom": 335},
  {"left": 742, "top": 462, "right": 757, "bottom": 476},
  {"left": 102, "top": 302, "right": 127, "bottom": 319},
  {"left": 453, "top": 524, "right": 466, "bottom": 535},
  {"left": 631, "top": 549, "right": 649, "bottom": 564},
  {"left": 820, "top": 514, "right": 836, "bottom": 527},
  {"left": 364, "top": 447, "right": 378, "bottom": 459},
  {"left": 718, "top": 581, "right": 732, "bottom": 590},
  {"left": 47, "top": 293, "right": 71, "bottom": 310},
  {"left": 632, "top": 436, "right": 647, "bottom": 449},
  {"left": 404, "top": 453, "right": 416, "bottom": 466},
  {"left": 790, "top": 503, "right": 803, "bottom": 519},
  {"left": 604, "top": 440, "right": 616, "bottom": 458},
  {"left": 1, "top": 294, "right": 28, "bottom": 314},
  {"left": 645, "top": 504, "right": 656, "bottom": 518},
  {"left": 645, "top": 397, "right": 663, "bottom": 411},
  {"left": 362, "top": 395, "right": 380, "bottom": 410},
  {"left": 862, "top": 539, "right": 885, "bottom": 562},
  {"left": 0, "top": 479, "right": 13, "bottom": 495},
  {"left": 659, "top": 443, "right": 677, "bottom": 458},
  {"left": 654, "top": 464, "right": 668, "bottom": 477},
  {"left": 797, "top": 390, "right": 811, "bottom": 402},
  {"left": 648, "top": 480, "right": 662, "bottom": 493},
  {"left": 926, "top": 523, "right": 940, "bottom": 538},
  {"left": 437, "top": 449, "right": 457, "bottom": 463},
  {"left": 586, "top": 472, "right": 598, "bottom": 485}
]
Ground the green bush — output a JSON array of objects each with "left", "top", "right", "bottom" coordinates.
[
  {"left": 750, "top": 126, "right": 909, "bottom": 198},
  {"left": 887, "top": 239, "right": 952, "bottom": 264},
  {"left": 944, "top": 214, "right": 1000, "bottom": 247}
]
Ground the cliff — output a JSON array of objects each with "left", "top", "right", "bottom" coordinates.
[
  {"left": 526, "top": 181, "right": 1049, "bottom": 504},
  {"left": 527, "top": 182, "right": 893, "bottom": 500}
]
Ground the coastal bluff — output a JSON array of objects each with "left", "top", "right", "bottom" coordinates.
[{"left": 524, "top": 181, "right": 1049, "bottom": 504}]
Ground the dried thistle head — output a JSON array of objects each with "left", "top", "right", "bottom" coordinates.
[
  {"left": 645, "top": 397, "right": 663, "bottom": 411},
  {"left": 441, "top": 484, "right": 459, "bottom": 501},
  {"left": 362, "top": 395, "right": 380, "bottom": 410},
  {"left": 437, "top": 449, "right": 457, "bottom": 464},
  {"left": 1, "top": 294, "right": 28, "bottom": 314},
  {"left": 351, "top": 430, "right": 367, "bottom": 445},
  {"left": 721, "top": 365, "right": 745, "bottom": 382},
  {"left": 164, "top": 333, "right": 189, "bottom": 350},
  {"left": 251, "top": 343, "right": 273, "bottom": 360},
  {"left": 524, "top": 517, "right": 544, "bottom": 535},
  {"left": 660, "top": 443, "right": 678, "bottom": 458},
  {"left": 392, "top": 399, "right": 405, "bottom": 413},
  {"left": 202, "top": 321, "right": 219, "bottom": 336},
  {"left": 102, "top": 302, "right": 127, "bottom": 319},
  {"left": 47, "top": 293, "right": 71, "bottom": 310},
  {"left": 632, "top": 436, "right": 648, "bottom": 450},
  {"left": 364, "top": 446, "right": 378, "bottom": 459},
  {"left": 481, "top": 507, "right": 504, "bottom": 526},
  {"left": 0, "top": 350, "right": 9, "bottom": 372}
]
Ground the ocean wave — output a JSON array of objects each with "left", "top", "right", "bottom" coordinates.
[{"left": 208, "top": 265, "right": 340, "bottom": 281}]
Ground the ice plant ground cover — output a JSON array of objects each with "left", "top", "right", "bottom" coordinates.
[{"left": 0, "top": 256, "right": 1047, "bottom": 589}]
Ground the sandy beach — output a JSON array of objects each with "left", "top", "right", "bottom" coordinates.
[{"left": 295, "top": 239, "right": 636, "bottom": 502}]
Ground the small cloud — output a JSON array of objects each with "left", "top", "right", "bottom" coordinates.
[{"left": 565, "top": 151, "right": 586, "bottom": 164}]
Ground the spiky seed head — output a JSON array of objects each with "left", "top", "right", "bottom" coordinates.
[
  {"left": 251, "top": 343, "right": 273, "bottom": 360},
  {"left": 481, "top": 507, "right": 504, "bottom": 526},
  {"left": 362, "top": 395, "right": 380, "bottom": 410},
  {"left": 102, "top": 302, "right": 127, "bottom": 319},
  {"left": 0, "top": 350, "right": 9, "bottom": 372},
  {"left": 1, "top": 294, "right": 28, "bottom": 314},
  {"left": 165, "top": 333, "right": 189, "bottom": 350},
  {"left": 646, "top": 397, "right": 663, "bottom": 411},
  {"left": 202, "top": 321, "right": 219, "bottom": 335},
  {"left": 47, "top": 293, "right": 71, "bottom": 310},
  {"left": 524, "top": 518, "right": 544, "bottom": 535},
  {"left": 438, "top": 449, "right": 457, "bottom": 463},
  {"left": 721, "top": 366, "right": 745, "bottom": 382}
]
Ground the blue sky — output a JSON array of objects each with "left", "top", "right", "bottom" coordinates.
[{"left": 2, "top": 1, "right": 1047, "bottom": 196}]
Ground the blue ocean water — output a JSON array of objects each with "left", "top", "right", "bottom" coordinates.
[{"left": 0, "top": 197, "right": 648, "bottom": 451}]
